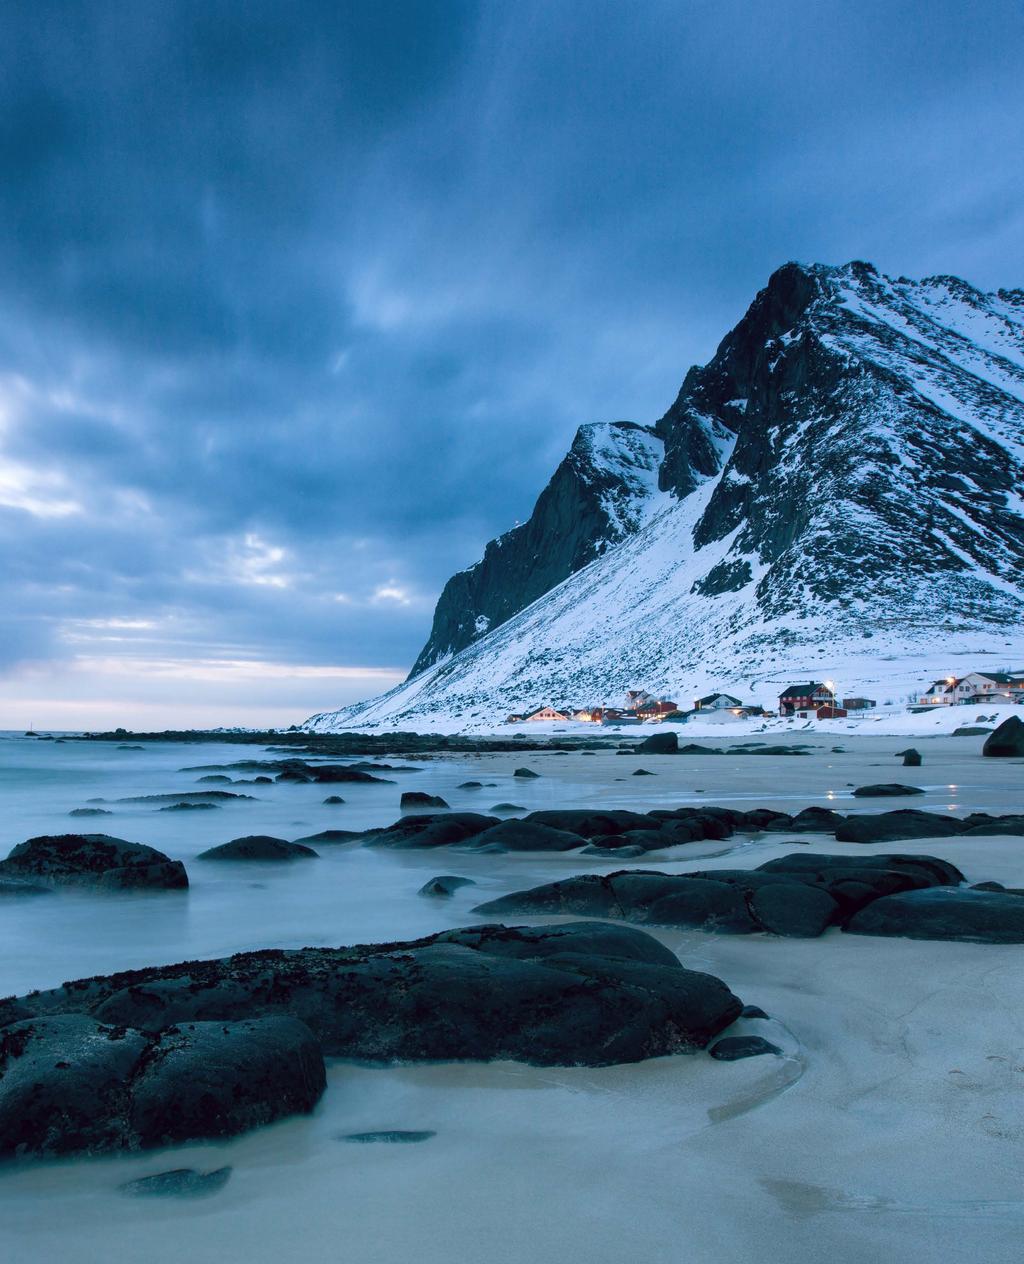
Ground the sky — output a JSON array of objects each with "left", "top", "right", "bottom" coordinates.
[{"left": 1, "top": 0, "right": 1023, "bottom": 729}]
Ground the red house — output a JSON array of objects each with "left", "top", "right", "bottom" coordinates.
[
  {"left": 778, "top": 682, "right": 836, "bottom": 716},
  {"left": 634, "top": 698, "right": 678, "bottom": 721}
]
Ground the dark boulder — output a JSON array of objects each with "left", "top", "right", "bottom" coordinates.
[
  {"left": 961, "top": 816, "right": 1024, "bottom": 837},
  {"left": 982, "top": 716, "right": 1024, "bottom": 757},
  {"left": 764, "top": 806, "right": 843, "bottom": 833},
  {"left": 709, "top": 1035, "right": 782, "bottom": 1060},
  {"left": 475, "top": 869, "right": 840, "bottom": 938},
  {"left": 898, "top": 749, "right": 922, "bottom": 767},
  {"left": 341, "top": 1130, "right": 435, "bottom": 1144},
  {"left": 197, "top": 836, "right": 319, "bottom": 861},
  {"left": 119, "top": 1166, "right": 232, "bottom": 1198},
  {"left": 0, "top": 1014, "right": 324, "bottom": 1159},
  {"left": 197, "top": 775, "right": 233, "bottom": 784},
  {"left": 756, "top": 851, "right": 965, "bottom": 887},
  {"left": 490, "top": 803, "right": 526, "bottom": 812},
  {"left": 160, "top": 802, "right": 219, "bottom": 812},
  {"left": 834, "top": 810, "right": 966, "bottom": 844},
  {"left": 467, "top": 820, "right": 585, "bottom": 852},
  {"left": 323, "top": 796, "right": 346, "bottom": 805},
  {"left": 637, "top": 732, "right": 678, "bottom": 754},
  {"left": 513, "top": 767, "right": 540, "bottom": 778},
  {"left": 523, "top": 809, "right": 662, "bottom": 837},
  {"left": 0, "top": 834, "right": 187, "bottom": 891},
  {"left": 418, "top": 875, "right": 476, "bottom": 897},
  {"left": 400, "top": 792, "right": 450, "bottom": 809},
  {"left": 69, "top": 808, "right": 113, "bottom": 818},
  {"left": 363, "top": 813, "right": 499, "bottom": 849},
  {"left": 852, "top": 784, "right": 925, "bottom": 797},
  {"left": 845, "top": 888, "right": 1024, "bottom": 943},
  {"left": 1, "top": 923, "right": 743, "bottom": 1085},
  {"left": 291, "top": 829, "right": 361, "bottom": 846},
  {"left": 633, "top": 768, "right": 656, "bottom": 776}
]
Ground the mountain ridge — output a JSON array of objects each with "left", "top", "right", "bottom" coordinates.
[{"left": 309, "top": 260, "right": 1024, "bottom": 730}]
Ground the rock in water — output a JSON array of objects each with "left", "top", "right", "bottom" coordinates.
[
  {"left": 982, "top": 716, "right": 1024, "bottom": 757},
  {"left": 119, "top": 1166, "right": 232, "bottom": 1198},
  {"left": 708, "top": 1036, "right": 782, "bottom": 1061},
  {"left": 418, "top": 875, "right": 475, "bottom": 897},
  {"left": 638, "top": 732, "right": 678, "bottom": 754},
  {"left": 0, "top": 922, "right": 743, "bottom": 1158},
  {"left": 400, "top": 792, "right": 450, "bottom": 809},
  {"left": 513, "top": 767, "right": 540, "bottom": 778},
  {"left": 852, "top": 784, "right": 925, "bottom": 797},
  {"left": 0, "top": 834, "right": 187, "bottom": 891},
  {"left": 197, "top": 836, "right": 319, "bottom": 861},
  {"left": 467, "top": 820, "right": 585, "bottom": 852},
  {"left": 340, "top": 1130, "right": 435, "bottom": 1144},
  {"left": 899, "top": 749, "right": 922, "bottom": 767}
]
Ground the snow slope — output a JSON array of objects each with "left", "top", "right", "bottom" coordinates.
[{"left": 309, "top": 262, "right": 1024, "bottom": 731}]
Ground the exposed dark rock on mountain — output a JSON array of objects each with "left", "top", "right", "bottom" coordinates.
[
  {"left": 0, "top": 834, "right": 187, "bottom": 891},
  {"left": 309, "top": 262, "right": 1024, "bottom": 729},
  {"left": 409, "top": 421, "right": 665, "bottom": 675},
  {"left": 983, "top": 715, "right": 1024, "bottom": 757}
]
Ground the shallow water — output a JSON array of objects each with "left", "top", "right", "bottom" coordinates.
[{"left": 2, "top": 732, "right": 1023, "bottom": 1263}]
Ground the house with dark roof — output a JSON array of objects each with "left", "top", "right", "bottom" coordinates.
[
  {"left": 694, "top": 692, "right": 742, "bottom": 711},
  {"left": 778, "top": 682, "right": 837, "bottom": 715}
]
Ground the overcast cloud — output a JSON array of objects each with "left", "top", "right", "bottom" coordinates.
[{"left": 1, "top": 0, "right": 1022, "bottom": 727}]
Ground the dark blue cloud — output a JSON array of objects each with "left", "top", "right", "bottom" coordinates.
[{"left": 0, "top": 0, "right": 1022, "bottom": 722}]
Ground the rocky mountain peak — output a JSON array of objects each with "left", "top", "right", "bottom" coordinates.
[{"left": 310, "top": 260, "right": 1024, "bottom": 730}]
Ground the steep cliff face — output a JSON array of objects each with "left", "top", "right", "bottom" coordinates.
[
  {"left": 309, "top": 261, "right": 1024, "bottom": 730},
  {"left": 408, "top": 421, "right": 665, "bottom": 676}
]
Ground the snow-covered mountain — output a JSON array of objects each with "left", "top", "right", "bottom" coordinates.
[{"left": 308, "top": 261, "right": 1024, "bottom": 730}]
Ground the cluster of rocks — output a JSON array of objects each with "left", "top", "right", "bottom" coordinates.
[
  {"left": 0, "top": 922, "right": 742, "bottom": 1160},
  {"left": 475, "top": 851, "right": 1024, "bottom": 944},
  {"left": 346, "top": 803, "right": 1024, "bottom": 854}
]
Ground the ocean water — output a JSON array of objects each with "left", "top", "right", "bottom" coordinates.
[{"left": 2, "top": 732, "right": 1022, "bottom": 1264}]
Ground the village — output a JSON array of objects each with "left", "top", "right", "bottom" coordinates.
[{"left": 506, "top": 670, "right": 1024, "bottom": 726}]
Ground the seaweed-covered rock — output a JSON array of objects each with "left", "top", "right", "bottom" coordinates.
[
  {"left": 0, "top": 1014, "right": 323, "bottom": 1159},
  {"left": 197, "top": 836, "right": 319, "bottom": 861},
  {"left": 0, "top": 834, "right": 187, "bottom": 891},
  {"left": 0, "top": 923, "right": 742, "bottom": 1078},
  {"left": 982, "top": 716, "right": 1024, "bottom": 757},
  {"left": 523, "top": 809, "right": 664, "bottom": 838}
]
